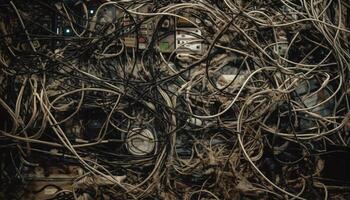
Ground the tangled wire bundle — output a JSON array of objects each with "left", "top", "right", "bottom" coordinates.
[{"left": 0, "top": 0, "right": 350, "bottom": 199}]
